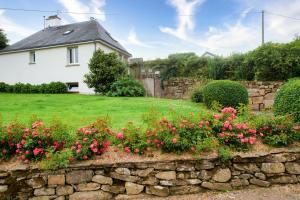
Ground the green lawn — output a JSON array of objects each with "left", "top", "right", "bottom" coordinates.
[{"left": 0, "top": 94, "right": 207, "bottom": 130}]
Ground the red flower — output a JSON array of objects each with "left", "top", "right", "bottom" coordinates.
[
  {"left": 172, "top": 138, "right": 177, "bottom": 144},
  {"left": 214, "top": 114, "right": 221, "bottom": 120},
  {"left": 124, "top": 147, "right": 131, "bottom": 153},
  {"left": 116, "top": 132, "right": 124, "bottom": 140}
]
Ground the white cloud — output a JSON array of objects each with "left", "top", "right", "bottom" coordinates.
[
  {"left": 160, "top": 0, "right": 205, "bottom": 40},
  {"left": 57, "top": 0, "right": 106, "bottom": 22},
  {"left": 0, "top": 10, "right": 34, "bottom": 43},
  {"left": 127, "top": 28, "right": 152, "bottom": 48},
  {"left": 160, "top": 0, "right": 300, "bottom": 56}
]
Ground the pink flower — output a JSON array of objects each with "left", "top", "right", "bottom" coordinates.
[
  {"left": 249, "top": 137, "right": 256, "bottom": 145},
  {"left": 16, "top": 143, "right": 22, "bottom": 149},
  {"left": 214, "top": 114, "right": 221, "bottom": 120},
  {"left": 83, "top": 155, "right": 88, "bottom": 160},
  {"left": 124, "top": 147, "right": 131, "bottom": 153},
  {"left": 172, "top": 138, "right": 177, "bottom": 144},
  {"left": 69, "top": 157, "right": 75, "bottom": 161},
  {"left": 25, "top": 150, "right": 29, "bottom": 155},
  {"left": 76, "top": 149, "right": 81, "bottom": 153},
  {"left": 248, "top": 129, "right": 256, "bottom": 134},
  {"left": 33, "top": 148, "right": 41, "bottom": 156},
  {"left": 116, "top": 132, "right": 124, "bottom": 140},
  {"left": 238, "top": 134, "right": 244, "bottom": 139},
  {"left": 21, "top": 139, "right": 26, "bottom": 145},
  {"left": 83, "top": 138, "right": 89, "bottom": 142},
  {"left": 260, "top": 132, "right": 264, "bottom": 137},
  {"left": 2, "top": 149, "right": 7, "bottom": 154},
  {"left": 219, "top": 133, "right": 225, "bottom": 138},
  {"left": 21, "top": 155, "right": 25, "bottom": 160},
  {"left": 134, "top": 148, "right": 140, "bottom": 153},
  {"left": 104, "top": 141, "right": 110, "bottom": 148},
  {"left": 147, "top": 139, "right": 152, "bottom": 144}
]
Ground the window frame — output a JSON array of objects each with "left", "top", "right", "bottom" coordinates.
[
  {"left": 67, "top": 46, "right": 79, "bottom": 66},
  {"left": 29, "top": 51, "right": 36, "bottom": 64}
]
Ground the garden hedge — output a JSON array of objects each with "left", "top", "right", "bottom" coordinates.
[
  {"left": 202, "top": 80, "right": 248, "bottom": 108},
  {"left": 274, "top": 79, "right": 300, "bottom": 122},
  {"left": 0, "top": 82, "right": 68, "bottom": 94}
]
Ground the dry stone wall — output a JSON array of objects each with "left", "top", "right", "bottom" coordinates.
[
  {"left": 242, "top": 81, "right": 283, "bottom": 111},
  {"left": 161, "top": 78, "right": 283, "bottom": 111},
  {"left": 1, "top": 150, "right": 300, "bottom": 200}
]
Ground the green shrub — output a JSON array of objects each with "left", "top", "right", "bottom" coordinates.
[
  {"left": 39, "top": 149, "right": 73, "bottom": 170},
  {"left": 202, "top": 80, "right": 248, "bottom": 108},
  {"left": 106, "top": 77, "right": 145, "bottom": 97},
  {"left": 84, "top": 49, "right": 126, "bottom": 94},
  {"left": 218, "top": 147, "right": 232, "bottom": 162},
  {"left": 47, "top": 82, "right": 68, "bottom": 93},
  {"left": 0, "top": 82, "right": 67, "bottom": 94},
  {"left": 191, "top": 88, "right": 203, "bottom": 103},
  {"left": 273, "top": 79, "right": 300, "bottom": 122}
]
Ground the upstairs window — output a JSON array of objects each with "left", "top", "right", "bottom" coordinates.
[
  {"left": 29, "top": 51, "right": 36, "bottom": 64},
  {"left": 67, "top": 47, "right": 78, "bottom": 64}
]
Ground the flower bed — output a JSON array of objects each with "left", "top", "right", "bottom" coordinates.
[{"left": 0, "top": 107, "right": 299, "bottom": 166}]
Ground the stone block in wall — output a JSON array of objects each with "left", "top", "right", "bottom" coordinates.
[
  {"left": 250, "top": 104, "right": 260, "bottom": 111},
  {"left": 285, "top": 162, "right": 300, "bottom": 174},
  {"left": 75, "top": 183, "right": 100, "bottom": 191},
  {"left": 261, "top": 163, "right": 285, "bottom": 174},
  {"left": 92, "top": 175, "right": 113, "bottom": 185},
  {"left": 48, "top": 175, "right": 65, "bottom": 186},
  {"left": 269, "top": 175, "right": 298, "bottom": 184},
  {"left": 249, "top": 178, "right": 270, "bottom": 187},
  {"left": 125, "top": 182, "right": 144, "bottom": 195},
  {"left": 263, "top": 100, "right": 274, "bottom": 109},
  {"left": 155, "top": 171, "right": 176, "bottom": 180},
  {"left": 212, "top": 168, "right": 231, "bottom": 183},
  {"left": 146, "top": 185, "right": 169, "bottom": 197},
  {"left": 201, "top": 182, "right": 232, "bottom": 190},
  {"left": 66, "top": 170, "right": 93, "bottom": 184},
  {"left": 264, "top": 93, "right": 275, "bottom": 100},
  {"left": 252, "top": 96, "right": 264, "bottom": 104}
]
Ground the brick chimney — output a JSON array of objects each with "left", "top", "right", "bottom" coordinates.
[{"left": 45, "top": 15, "right": 61, "bottom": 27}]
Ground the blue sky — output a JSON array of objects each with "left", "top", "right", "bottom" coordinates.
[{"left": 0, "top": 0, "right": 300, "bottom": 60}]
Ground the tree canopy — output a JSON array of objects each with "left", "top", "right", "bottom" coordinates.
[{"left": 0, "top": 29, "right": 9, "bottom": 50}]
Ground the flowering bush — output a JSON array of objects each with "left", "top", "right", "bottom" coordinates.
[
  {"left": 211, "top": 107, "right": 257, "bottom": 150},
  {"left": 253, "top": 115, "right": 299, "bottom": 147},
  {"left": 70, "top": 119, "right": 112, "bottom": 160},
  {"left": 115, "top": 122, "right": 148, "bottom": 154}
]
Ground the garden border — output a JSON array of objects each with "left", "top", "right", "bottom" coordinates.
[{"left": 1, "top": 148, "right": 300, "bottom": 199}]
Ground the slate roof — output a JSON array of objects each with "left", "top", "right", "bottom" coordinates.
[{"left": 0, "top": 20, "right": 131, "bottom": 56}]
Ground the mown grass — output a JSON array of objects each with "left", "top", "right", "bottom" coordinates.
[{"left": 0, "top": 93, "right": 208, "bottom": 130}]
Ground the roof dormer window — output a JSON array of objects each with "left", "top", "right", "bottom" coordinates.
[{"left": 63, "top": 30, "right": 73, "bottom": 35}]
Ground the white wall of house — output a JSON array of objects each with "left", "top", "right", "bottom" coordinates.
[{"left": 0, "top": 42, "right": 128, "bottom": 94}]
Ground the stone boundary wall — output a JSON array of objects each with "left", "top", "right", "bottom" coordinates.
[
  {"left": 1, "top": 150, "right": 300, "bottom": 200},
  {"left": 242, "top": 81, "right": 283, "bottom": 111},
  {"left": 161, "top": 78, "right": 284, "bottom": 111},
  {"left": 162, "top": 78, "right": 200, "bottom": 99}
]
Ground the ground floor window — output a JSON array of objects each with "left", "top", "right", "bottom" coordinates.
[{"left": 66, "top": 82, "right": 79, "bottom": 93}]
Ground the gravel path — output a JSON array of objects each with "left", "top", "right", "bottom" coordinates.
[{"left": 137, "top": 184, "right": 300, "bottom": 200}]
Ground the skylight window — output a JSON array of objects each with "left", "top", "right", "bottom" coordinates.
[{"left": 63, "top": 30, "right": 73, "bottom": 35}]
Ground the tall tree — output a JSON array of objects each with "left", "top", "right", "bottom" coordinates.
[
  {"left": 84, "top": 49, "right": 126, "bottom": 94},
  {"left": 0, "top": 29, "right": 8, "bottom": 50}
]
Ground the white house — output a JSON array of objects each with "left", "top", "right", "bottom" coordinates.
[{"left": 0, "top": 15, "right": 131, "bottom": 94}]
